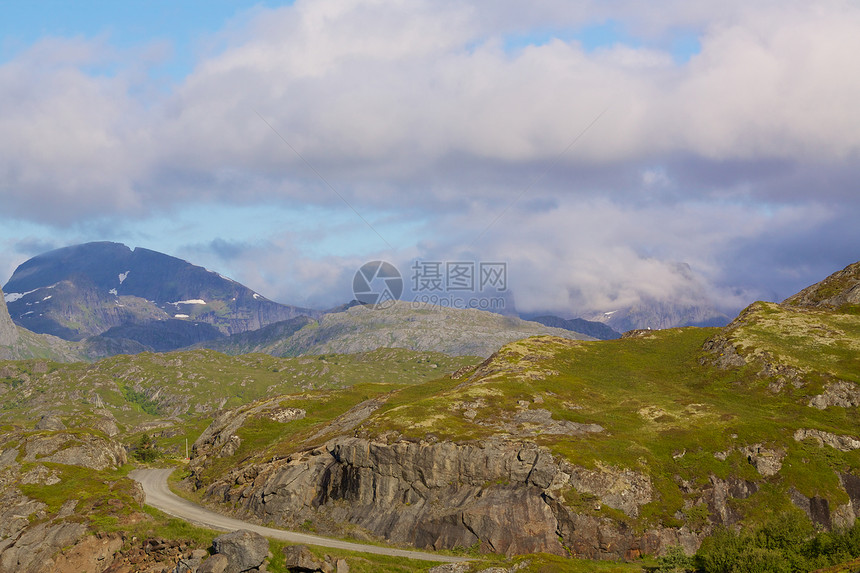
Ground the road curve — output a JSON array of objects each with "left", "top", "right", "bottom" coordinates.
[{"left": 129, "top": 468, "right": 467, "bottom": 563}]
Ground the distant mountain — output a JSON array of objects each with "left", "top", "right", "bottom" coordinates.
[
  {"left": 191, "top": 316, "right": 315, "bottom": 355},
  {"left": 196, "top": 301, "right": 596, "bottom": 358},
  {"left": 582, "top": 300, "right": 731, "bottom": 333},
  {"left": 3, "top": 242, "right": 320, "bottom": 351},
  {"left": 524, "top": 315, "right": 620, "bottom": 340}
]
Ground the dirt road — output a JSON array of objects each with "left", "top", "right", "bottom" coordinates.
[{"left": 129, "top": 468, "right": 467, "bottom": 563}]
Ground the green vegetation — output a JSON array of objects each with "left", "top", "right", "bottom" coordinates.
[
  {"left": 131, "top": 433, "right": 160, "bottom": 462},
  {"left": 695, "top": 513, "right": 860, "bottom": 573}
]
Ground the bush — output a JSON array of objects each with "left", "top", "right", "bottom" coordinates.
[
  {"left": 657, "top": 545, "right": 695, "bottom": 573},
  {"left": 132, "top": 433, "right": 160, "bottom": 462},
  {"left": 696, "top": 514, "right": 860, "bottom": 573}
]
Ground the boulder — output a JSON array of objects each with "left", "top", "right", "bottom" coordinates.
[
  {"left": 282, "top": 545, "right": 331, "bottom": 572},
  {"left": 35, "top": 415, "right": 66, "bottom": 431},
  {"left": 198, "top": 554, "right": 229, "bottom": 573},
  {"left": 212, "top": 530, "right": 268, "bottom": 573}
]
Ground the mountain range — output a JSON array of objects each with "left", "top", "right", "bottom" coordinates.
[
  {"left": 1, "top": 258, "right": 859, "bottom": 571},
  {"left": 2, "top": 242, "right": 602, "bottom": 359}
]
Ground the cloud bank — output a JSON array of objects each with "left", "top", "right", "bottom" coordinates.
[{"left": 1, "top": 0, "right": 858, "bottom": 314}]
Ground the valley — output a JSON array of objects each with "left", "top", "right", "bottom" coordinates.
[{"left": 0, "top": 253, "right": 859, "bottom": 572}]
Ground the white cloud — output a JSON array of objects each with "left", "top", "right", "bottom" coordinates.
[{"left": 1, "top": 0, "right": 859, "bottom": 315}]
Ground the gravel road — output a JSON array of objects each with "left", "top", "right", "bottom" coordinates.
[{"left": 129, "top": 468, "right": 468, "bottom": 563}]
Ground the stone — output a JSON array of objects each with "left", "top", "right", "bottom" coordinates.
[
  {"left": 212, "top": 530, "right": 268, "bottom": 573},
  {"left": 35, "top": 415, "right": 66, "bottom": 431},
  {"left": 198, "top": 554, "right": 229, "bottom": 573},
  {"left": 0, "top": 521, "right": 86, "bottom": 573},
  {"left": 282, "top": 545, "right": 331, "bottom": 572}
]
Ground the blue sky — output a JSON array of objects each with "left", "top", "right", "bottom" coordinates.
[{"left": 1, "top": 1, "right": 858, "bottom": 313}]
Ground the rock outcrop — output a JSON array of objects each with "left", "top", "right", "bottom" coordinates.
[
  {"left": 0, "top": 287, "right": 18, "bottom": 347},
  {"left": 23, "top": 431, "right": 127, "bottom": 471},
  {"left": 782, "top": 261, "right": 860, "bottom": 309},
  {"left": 211, "top": 530, "right": 268, "bottom": 573},
  {"left": 196, "top": 436, "right": 700, "bottom": 559}
]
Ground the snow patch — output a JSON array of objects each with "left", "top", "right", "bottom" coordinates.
[
  {"left": 118, "top": 271, "right": 130, "bottom": 284},
  {"left": 4, "top": 289, "right": 37, "bottom": 303},
  {"left": 174, "top": 314, "right": 190, "bottom": 318},
  {"left": 109, "top": 289, "right": 118, "bottom": 296},
  {"left": 604, "top": 310, "right": 617, "bottom": 316},
  {"left": 42, "top": 295, "right": 52, "bottom": 301},
  {"left": 253, "top": 293, "right": 262, "bottom": 300},
  {"left": 171, "top": 299, "right": 206, "bottom": 305}
]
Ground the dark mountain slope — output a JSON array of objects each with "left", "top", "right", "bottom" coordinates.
[
  {"left": 527, "top": 314, "right": 621, "bottom": 340},
  {"left": 3, "top": 242, "right": 319, "bottom": 346}
]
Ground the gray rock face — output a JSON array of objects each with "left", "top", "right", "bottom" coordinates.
[
  {"left": 795, "top": 428, "right": 860, "bottom": 452},
  {"left": 23, "top": 432, "right": 127, "bottom": 471},
  {"left": 212, "top": 530, "right": 268, "bottom": 573},
  {"left": 201, "top": 437, "right": 671, "bottom": 559},
  {"left": 283, "top": 545, "right": 331, "bottom": 572},
  {"left": 34, "top": 415, "right": 66, "bottom": 431},
  {"left": 0, "top": 521, "right": 87, "bottom": 573},
  {"left": 199, "top": 554, "right": 230, "bottom": 573},
  {"left": 0, "top": 287, "right": 17, "bottom": 347}
]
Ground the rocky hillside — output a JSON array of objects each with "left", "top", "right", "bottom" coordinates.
[
  {"left": 198, "top": 301, "right": 595, "bottom": 358},
  {"left": 3, "top": 242, "right": 318, "bottom": 348},
  {"left": 0, "top": 286, "right": 87, "bottom": 362},
  {"left": 186, "top": 262, "right": 860, "bottom": 562},
  {"left": 526, "top": 314, "right": 620, "bottom": 340},
  {"left": 782, "top": 260, "right": 860, "bottom": 309},
  {"left": 0, "top": 286, "right": 17, "bottom": 347}
]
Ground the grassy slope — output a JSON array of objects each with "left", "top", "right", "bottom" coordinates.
[
  {"left": 0, "top": 347, "right": 479, "bottom": 433},
  {"left": 195, "top": 301, "right": 860, "bottom": 538}
]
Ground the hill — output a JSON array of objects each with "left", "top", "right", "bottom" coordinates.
[
  {"left": 2, "top": 242, "right": 318, "bottom": 349},
  {"left": 526, "top": 314, "right": 621, "bottom": 340},
  {"left": 196, "top": 301, "right": 597, "bottom": 357},
  {"left": 184, "top": 261, "right": 860, "bottom": 562}
]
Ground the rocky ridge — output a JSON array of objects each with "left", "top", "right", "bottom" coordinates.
[
  {"left": 0, "top": 287, "right": 17, "bottom": 347},
  {"left": 242, "top": 301, "right": 596, "bottom": 358}
]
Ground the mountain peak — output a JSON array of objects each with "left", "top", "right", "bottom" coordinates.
[{"left": 782, "top": 261, "right": 860, "bottom": 310}]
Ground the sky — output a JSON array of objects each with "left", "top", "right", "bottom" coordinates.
[{"left": 1, "top": 0, "right": 859, "bottom": 315}]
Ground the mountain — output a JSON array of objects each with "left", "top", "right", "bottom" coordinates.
[
  {"left": 525, "top": 314, "right": 621, "bottom": 340},
  {"left": 195, "top": 301, "right": 596, "bottom": 357},
  {"left": 583, "top": 299, "right": 731, "bottom": 332},
  {"left": 3, "top": 242, "right": 319, "bottom": 350},
  {"left": 578, "top": 262, "right": 732, "bottom": 332}
]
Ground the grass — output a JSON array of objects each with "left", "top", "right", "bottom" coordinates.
[
  {"left": 0, "top": 347, "right": 479, "bottom": 436},
  {"left": 328, "top": 322, "right": 860, "bottom": 532}
]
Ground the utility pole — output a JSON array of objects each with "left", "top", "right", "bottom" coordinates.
[{"left": 185, "top": 438, "right": 189, "bottom": 461}]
